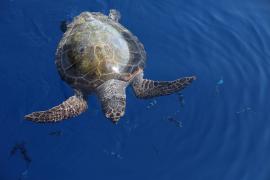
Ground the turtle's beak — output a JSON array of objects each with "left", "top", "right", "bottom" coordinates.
[{"left": 105, "top": 113, "right": 122, "bottom": 124}]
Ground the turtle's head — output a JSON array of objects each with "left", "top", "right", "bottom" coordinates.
[
  {"left": 96, "top": 79, "right": 127, "bottom": 124},
  {"left": 103, "top": 96, "right": 126, "bottom": 124}
]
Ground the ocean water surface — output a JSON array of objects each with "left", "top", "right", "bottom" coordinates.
[{"left": 1, "top": 0, "right": 270, "bottom": 179}]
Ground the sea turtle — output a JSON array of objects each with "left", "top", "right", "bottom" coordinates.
[{"left": 25, "top": 9, "right": 196, "bottom": 124}]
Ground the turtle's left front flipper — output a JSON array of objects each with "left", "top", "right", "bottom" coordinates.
[
  {"left": 132, "top": 75, "right": 196, "bottom": 99},
  {"left": 24, "top": 91, "right": 88, "bottom": 123}
]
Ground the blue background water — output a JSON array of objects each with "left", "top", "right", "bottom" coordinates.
[{"left": 1, "top": 0, "right": 270, "bottom": 179}]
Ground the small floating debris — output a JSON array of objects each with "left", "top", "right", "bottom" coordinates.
[
  {"left": 146, "top": 99, "right": 157, "bottom": 109},
  {"left": 10, "top": 142, "right": 32, "bottom": 166},
  {"left": 151, "top": 144, "right": 160, "bottom": 157},
  {"left": 110, "top": 151, "right": 123, "bottom": 159},
  {"left": 18, "top": 169, "right": 29, "bottom": 180},
  {"left": 235, "top": 107, "right": 253, "bottom": 120},
  {"left": 177, "top": 92, "right": 185, "bottom": 108},
  {"left": 103, "top": 150, "right": 123, "bottom": 160},
  {"left": 167, "top": 116, "right": 182, "bottom": 128},
  {"left": 21, "top": 169, "right": 28, "bottom": 176},
  {"left": 216, "top": 78, "right": 224, "bottom": 85},
  {"left": 235, "top": 107, "right": 252, "bottom": 114},
  {"left": 215, "top": 77, "right": 224, "bottom": 95},
  {"left": 48, "top": 130, "right": 63, "bottom": 136}
]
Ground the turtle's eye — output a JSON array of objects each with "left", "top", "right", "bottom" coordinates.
[{"left": 79, "top": 47, "right": 84, "bottom": 53}]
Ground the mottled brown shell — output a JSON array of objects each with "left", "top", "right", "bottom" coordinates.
[{"left": 56, "top": 12, "right": 146, "bottom": 91}]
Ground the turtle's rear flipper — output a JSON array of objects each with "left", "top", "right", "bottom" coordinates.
[
  {"left": 60, "top": 20, "right": 68, "bottom": 33},
  {"left": 24, "top": 93, "right": 88, "bottom": 123},
  {"left": 109, "top": 9, "right": 121, "bottom": 22},
  {"left": 132, "top": 75, "right": 196, "bottom": 99}
]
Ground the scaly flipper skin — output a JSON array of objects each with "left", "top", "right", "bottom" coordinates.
[
  {"left": 132, "top": 73, "right": 196, "bottom": 99},
  {"left": 96, "top": 79, "right": 127, "bottom": 123},
  {"left": 24, "top": 91, "right": 88, "bottom": 123}
]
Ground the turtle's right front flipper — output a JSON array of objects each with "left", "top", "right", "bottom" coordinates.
[
  {"left": 132, "top": 74, "right": 196, "bottom": 99},
  {"left": 25, "top": 92, "right": 88, "bottom": 123}
]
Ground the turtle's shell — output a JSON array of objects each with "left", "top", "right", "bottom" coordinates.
[{"left": 56, "top": 12, "right": 146, "bottom": 91}]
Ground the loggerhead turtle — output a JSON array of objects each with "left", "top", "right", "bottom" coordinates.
[{"left": 25, "top": 10, "right": 196, "bottom": 124}]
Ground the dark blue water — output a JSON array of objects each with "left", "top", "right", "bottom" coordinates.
[{"left": 1, "top": 0, "right": 270, "bottom": 179}]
